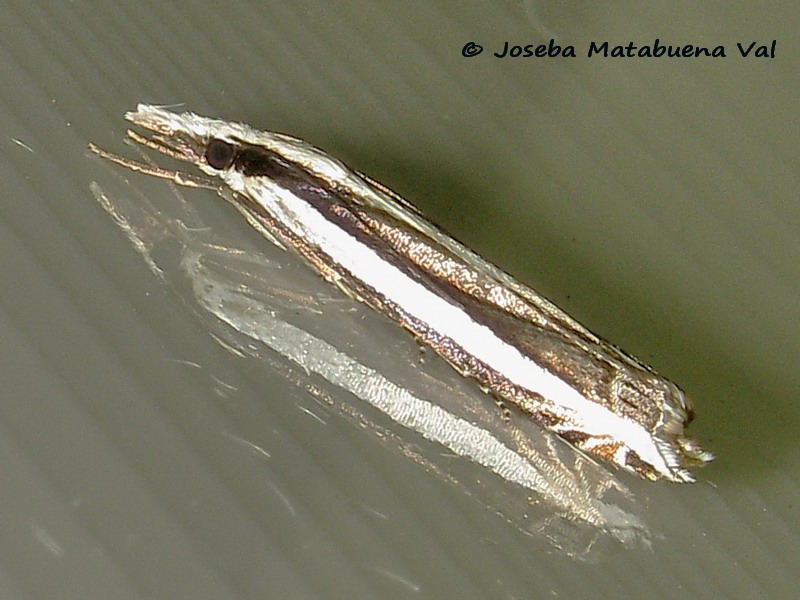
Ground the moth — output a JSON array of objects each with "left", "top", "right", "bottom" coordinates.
[{"left": 90, "top": 105, "right": 713, "bottom": 483}]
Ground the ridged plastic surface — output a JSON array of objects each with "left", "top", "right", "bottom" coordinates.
[{"left": 0, "top": 1, "right": 797, "bottom": 598}]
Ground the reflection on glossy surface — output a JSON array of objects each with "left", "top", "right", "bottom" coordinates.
[{"left": 90, "top": 175, "right": 652, "bottom": 556}]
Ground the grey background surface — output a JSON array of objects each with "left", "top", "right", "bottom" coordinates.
[{"left": 1, "top": 1, "right": 798, "bottom": 598}]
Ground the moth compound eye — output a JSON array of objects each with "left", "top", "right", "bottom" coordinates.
[{"left": 204, "top": 138, "right": 236, "bottom": 170}]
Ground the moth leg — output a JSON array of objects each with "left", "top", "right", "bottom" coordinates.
[{"left": 415, "top": 340, "right": 427, "bottom": 364}]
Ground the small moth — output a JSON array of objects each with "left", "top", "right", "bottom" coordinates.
[{"left": 91, "top": 105, "right": 713, "bottom": 483}]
